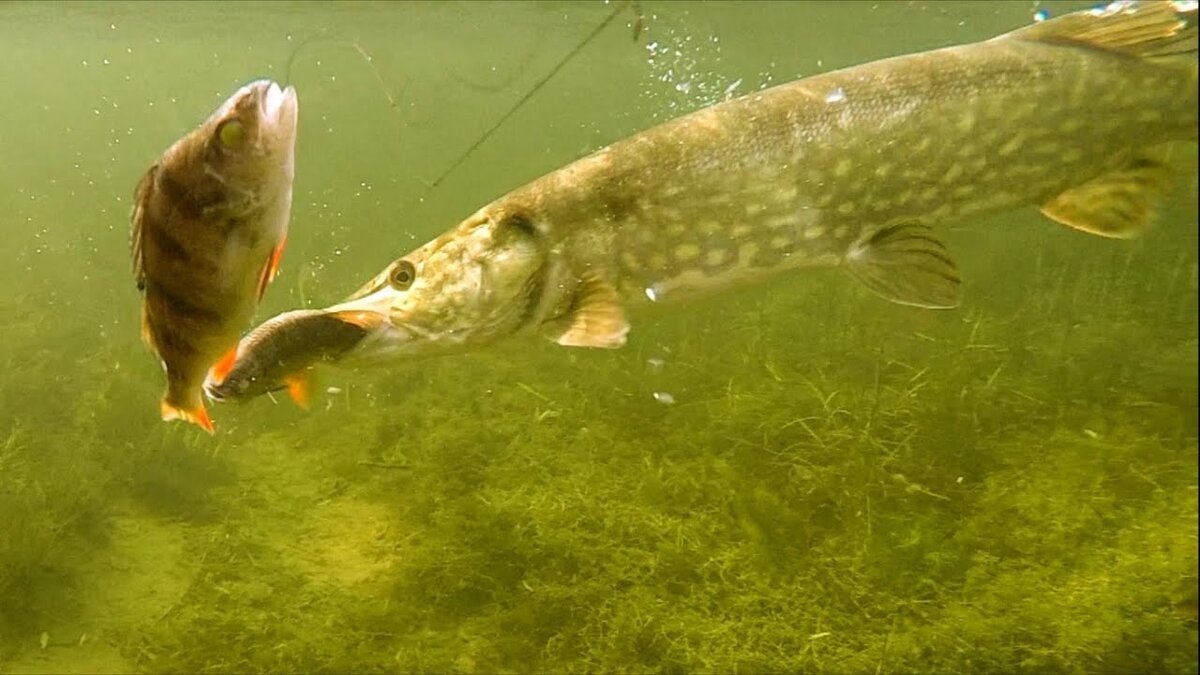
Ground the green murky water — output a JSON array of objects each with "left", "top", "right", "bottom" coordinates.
[{"left": 1, "top": 1, "right": 1196, "bottom": 672}]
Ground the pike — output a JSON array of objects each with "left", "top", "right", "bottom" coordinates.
[
  {"left": 132, "top": 80, "right": 298, "bottom": 431},
  {"left": 250, "top": 1, "right": 1198, "bottom": 393}
]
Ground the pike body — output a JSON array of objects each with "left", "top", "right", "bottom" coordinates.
[
  {"left": 132, "top": 80, "right": 298, "bottom": 431},
  {"left": 272, "top": 2, "right": 1198, "bottom": 379}
]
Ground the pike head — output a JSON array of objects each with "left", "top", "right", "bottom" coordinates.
[{"left": 324, "top": 208, "right": 555, "bottom": 362}]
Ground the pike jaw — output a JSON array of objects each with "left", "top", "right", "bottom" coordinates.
[{"left": 322, "top": 209, "right": 551, "bottom": 363}]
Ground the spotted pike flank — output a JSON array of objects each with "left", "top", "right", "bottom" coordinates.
[
  {"left": 311, "top": 2, "right": 1196, "bottom": 366},
  {"left": 202, "top": 309, "right": 369, "bottom": 407},
  {"left": 132, "top": 80, "right": 298, "bottom": 432}
]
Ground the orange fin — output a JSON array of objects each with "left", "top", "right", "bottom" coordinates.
[
  {"left": 255, "top": 236, "right": 287, "bottom": 301},
  {"left": 328, "top": 309, "right": 386, "bottom": 330},
  {"left": 543, "top": 272, "right": 629, "bottom": 349},
  {"left": 209, "top": 346, "right": 239, "bottom": 385},
  {"left": 161, "top": 399, "right": 215, "bottom": 434},
  {"left": 285, "top": 373, "right": 312, "bottom": 410}
]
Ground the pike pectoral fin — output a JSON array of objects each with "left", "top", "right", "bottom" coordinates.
[
  {"left": 844, "top": 223, "right": 960, "bottom": 309},
  {"left": 1040, "top": 156, "right": 1172, "bottom": 239},
  {"left": 544, "top": 271, "right": 630, "bottom": 349},
  {"left": 161, "top": 398, "right": 215, "bottom": 434},
  {"left": 285, "top": 373, "right": 312, "bottom": 410}
]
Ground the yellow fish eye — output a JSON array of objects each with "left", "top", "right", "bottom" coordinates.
[{"left": 218, "top": 119, "right": 245, "bottom": 149}]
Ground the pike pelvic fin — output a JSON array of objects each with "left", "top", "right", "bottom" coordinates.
[
  {"left": 1040, "top": 152, "right": 1175, "bottom": 238},
  {"left": 844, "top": 223, "right": 961, "bottom": 309},
  {"left": 161, "top": 397, "right": 215, "bottom": 434},
  {"left": 545, "top": 271, "right": 630, "bottom": 349},
  {"left": 1008, "top": 0, "right": 1197, "bottom": 62}
]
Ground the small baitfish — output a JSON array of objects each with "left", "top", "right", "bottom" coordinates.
[
  {"left": 203, "top": 309, "right": 369, "bottom": 407},
  {"left": 277, "top": 2, "right": 1197, "bottom": 377},
  {"left": 132, "top": 80, "right": 298, "bottom": 431}
]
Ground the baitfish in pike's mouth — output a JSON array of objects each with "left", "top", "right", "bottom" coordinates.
[
  {"left": 203, "top": 309, "right": 372, "bottom": 407},
  {"left": 245, "top": 1, "right": 1198, "bottom": 395}
]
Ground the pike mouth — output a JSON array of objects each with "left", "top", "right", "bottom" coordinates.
[
  {"left": 336, "top": 320, "right": 418, "bottom": 365},
  {"left": 318, "top": 292, "right": 425, "bottom": 364}
]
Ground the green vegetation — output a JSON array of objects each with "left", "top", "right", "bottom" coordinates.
[
  {"left": 1, "top": 206, "right": 1195, "bottom": 673},
  {"left": 0, "top": 2, "right": 1195, "bottom": 671}
]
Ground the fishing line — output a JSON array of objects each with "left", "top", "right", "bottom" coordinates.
[
  {"left": 450, "top": 39, "right": 544, "bottom": 93},
  {"left": 281, "top": 31, "right": 402, "bottom": 110},
  {"left": 280, "top": 33, "right": 401, "bottom": 309},
  {"left": 428, "top": 0, "right": 642, "bottom": 188}
]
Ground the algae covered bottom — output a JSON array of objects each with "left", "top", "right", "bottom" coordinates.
[{"left": 0, "top": 1, "right": 1195, "bottom": 673}]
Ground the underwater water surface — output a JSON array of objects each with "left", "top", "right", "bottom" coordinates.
[{"left": 0, "top": 1, "right": 1197, "bottom": 673}]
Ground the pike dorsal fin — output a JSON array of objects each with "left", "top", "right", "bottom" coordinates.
[
  {"left": 1008, "top": 1, "right": 1197, "bottom": 61},
  {"left": 544, "top": 271, "right": 629, "bottom": 349},
  {"left": 1040, "top": 152, "right": 1175, "bottom": 238},
  {"left": 843, "top": 223, "right": 960, "bottom": 309}
]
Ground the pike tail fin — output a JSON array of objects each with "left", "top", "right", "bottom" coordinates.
[{"left": 1009, "top": 1, "right": 1196, "bottom": 62}]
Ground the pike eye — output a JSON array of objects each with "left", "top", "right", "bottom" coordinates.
[
  {"left": 389, "top": 260, "right": 416, "bottom": 290},
  {"left": 217, "top": 119, "right": 245, "bottom": 149}
]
